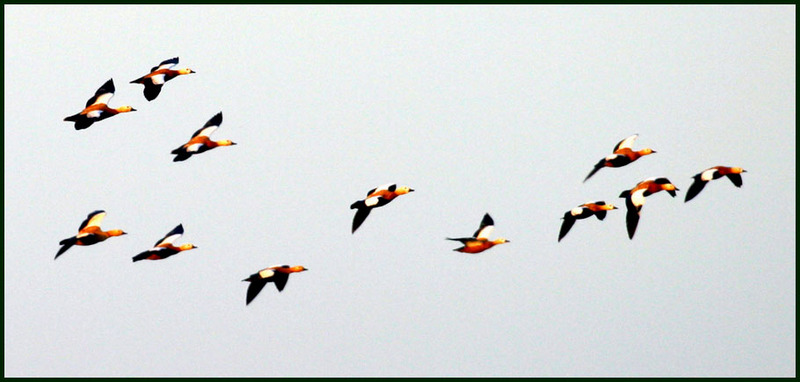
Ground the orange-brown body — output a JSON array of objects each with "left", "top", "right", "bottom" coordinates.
[
  {"left": 130, "top": 57, "right": 195, "bottom": 101},
  {"left": 172, "top": 112, "right": 236, "bottom": 162},
  {"left": 243, "top": 265, "right": 309, "bottom": 305},
  {"left": 558, "top": 201, "right": 617, "bottom": 242},
  {"left": 133, "top": 224, "right": 196, "bottom": 262},
  {"left": 56, "top": 210, "right": 126, "bottom": 259},
  {"left": 584, "top": 134, "right": 656, "bottom": 182},
  {"left": 350, "top": 184, "right": 414, "bottom": 233},
  {"left": 685, "top": 166, "right": 746, "bottom": 202},
  {"left": 64, "top": 79, "right": 136, "bottom": 130},
  {"left": 619, "top": 177, "right": 679, "bottom": 239},
  {"left": 453, "top": 239, "right": 507, "bottom": 254},
  {"left": 447, "top": 213, "right": 509, "bottom": 253}
]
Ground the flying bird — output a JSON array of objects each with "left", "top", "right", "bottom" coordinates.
[
  {"left": 63, "top": 79, "right": 136, "bottom": 130},
  {"left": 171, "top": 112, "right": 236, "bottom": 162},
  {"left": 619, "top": 177, "right": 679, "bottom": 239},
  {"left": 350, "top": 184, "right": 414, "bottom": 233},
  {"left": 558, "top": 201, "right": 618, "bottom": 242},
  {"left": 584, "top": 134, "right": 656, "bottom": 182},
  {"left": 447, "top": 213, "right": 510, "bottom": 253},
  {"left": 242, "top": 265, "right": 308, "bottom": 305},
  {"left": 132, "top": 224, "right": 197, "bottom": 262},
  {"left": 55, "top": 210, "right": 127, "bottom": 260},
  {"left": 684, "top": 166, "right": 747, "bottom": 202},
  {"left": 130, "top": 57, "right": 195, "bottom": 101}
]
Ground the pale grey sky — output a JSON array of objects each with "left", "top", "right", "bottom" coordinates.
[{"left": 4, "top": 5, "right": 795, "bottom": 377}]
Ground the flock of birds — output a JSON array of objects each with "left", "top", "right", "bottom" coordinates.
[{"left": 57, "top": 57, "right": 747, "bottom": 305}]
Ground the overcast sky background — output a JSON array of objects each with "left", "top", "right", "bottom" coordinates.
[{"left": 4, "top": 5, "right": 795, "bottom": 377}]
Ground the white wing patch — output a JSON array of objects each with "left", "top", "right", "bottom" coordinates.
[
  {"left": 92, "top": 92, "right": 114, "bottom": 106},
  {"left": 630, "top": 188, "right": 648, "bottom": 208},
  {"left": 155, "top": 61, "right": 177, "bottom": 71},
  {"left": 157, "top": 232, "right": 183, "bottom": 247},
  {"left": 615, "top": 134, "right": 639, "bottom": 151},
  {"left": 700, "top": 168, "right": 718, "bottom": 182},
  {"left": 186, "top": 143, "right": 205, "bottom": 152},
  {"left": 150, "top": 73, "right": 166, "bottom": 85},
  {"left": 86, "top": 110, "right": 103, "bottom": 119},
  {"left": 84, "top": 211, "right": 107, "bottom": 228},
  {"left": 364, "top": 195, "right": 382, "bottom": 207},
  {"left": 476, "top": 225, "right": 495, "bottom": 240},
  {"left": 258, "top": 269, "right": 276, "bottom": 279},
  {"left": 571, "top": 207, "right": 585, "bottom": 216},
  {"left": 196, "top": 125, "right": 219, "bottom": 138}
]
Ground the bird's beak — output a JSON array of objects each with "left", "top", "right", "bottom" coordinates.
[
  {"left": 409, "top": 188, "right": 415, "bottom": 192},
  {"left": 130, "top": 108, "right": 137, "bottom": 112}
]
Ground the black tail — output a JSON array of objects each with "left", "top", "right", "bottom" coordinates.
[{"left": 55, "top": 237, "right": 77, "bottom": 260}]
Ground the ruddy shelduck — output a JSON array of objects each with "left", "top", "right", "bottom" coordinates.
[
  {"left": 684, "top": 166, "right": 747, "bottom": 202},
  {"left": 64, "top": 79, "right": 136, "bottom": 130},
  {"left": 242, "top": 265, "right": 308, "bottom": 305},
  {"left": 558, "top": 201, "right": 618, "bottom": 242},
  {"left": 447, "top": 213, "right": 510, "bottom": 253},
  {"left": 619, "top": 177, "right": 679, "bottom": 239},
  {"left": 584, "top": 134, "right": 656, "bottom": 182},
  {"left": 171, "top": 112, "right": 236, "bottom": 162},
  {"left": 55, "top": 210, "right": 126, "bottom": 260},
  {"left": 130, "top": 57, "right": 195, "bottom": 101},
  {"left": 350, "top": 183, "right": 414, "bottom": 233},
  {"left": 132, "top": 224, "right": 197, "bottom": 262}
]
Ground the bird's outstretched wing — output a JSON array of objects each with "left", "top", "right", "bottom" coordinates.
[
  {"left": 151, "top": 57, "right": 179, "bottom": 72},
  {"left": 85, "top": 79, "right": 115, "bottom": 107},
  {"left": 474, "top": 213, "right": 495, "bottom": 240},
  {"left": 78, "top": 210, "right": 107, "bottom": 231},
  {"left": 191, "top": 112, "right": 223, "bottom": 138},
  {"left": 245, "top": 279, "right": 269, "bottom": 305},
  {"left": 558, "top": 215, "right": 576, "bottom": 242},
  {"left": 273, "top": 272, "right": 290, "bottom": 292},
  {"left": 613, "top": 134, "right": 639, "bottom": 152},
  {"left": 153, "top": 224, "right": 184, "bottom": 247},
  {"left": 684, "top": 177, "right": 707, "bottom": 202},
  {"left": 726, "top": 173, "right": 743, "bottom": 188},
  {"left": 351, "top": 207, "right": 371, "bottom": 233},
  {"left": 584, "top": 158, "right": 606, "bottom": 182}
]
